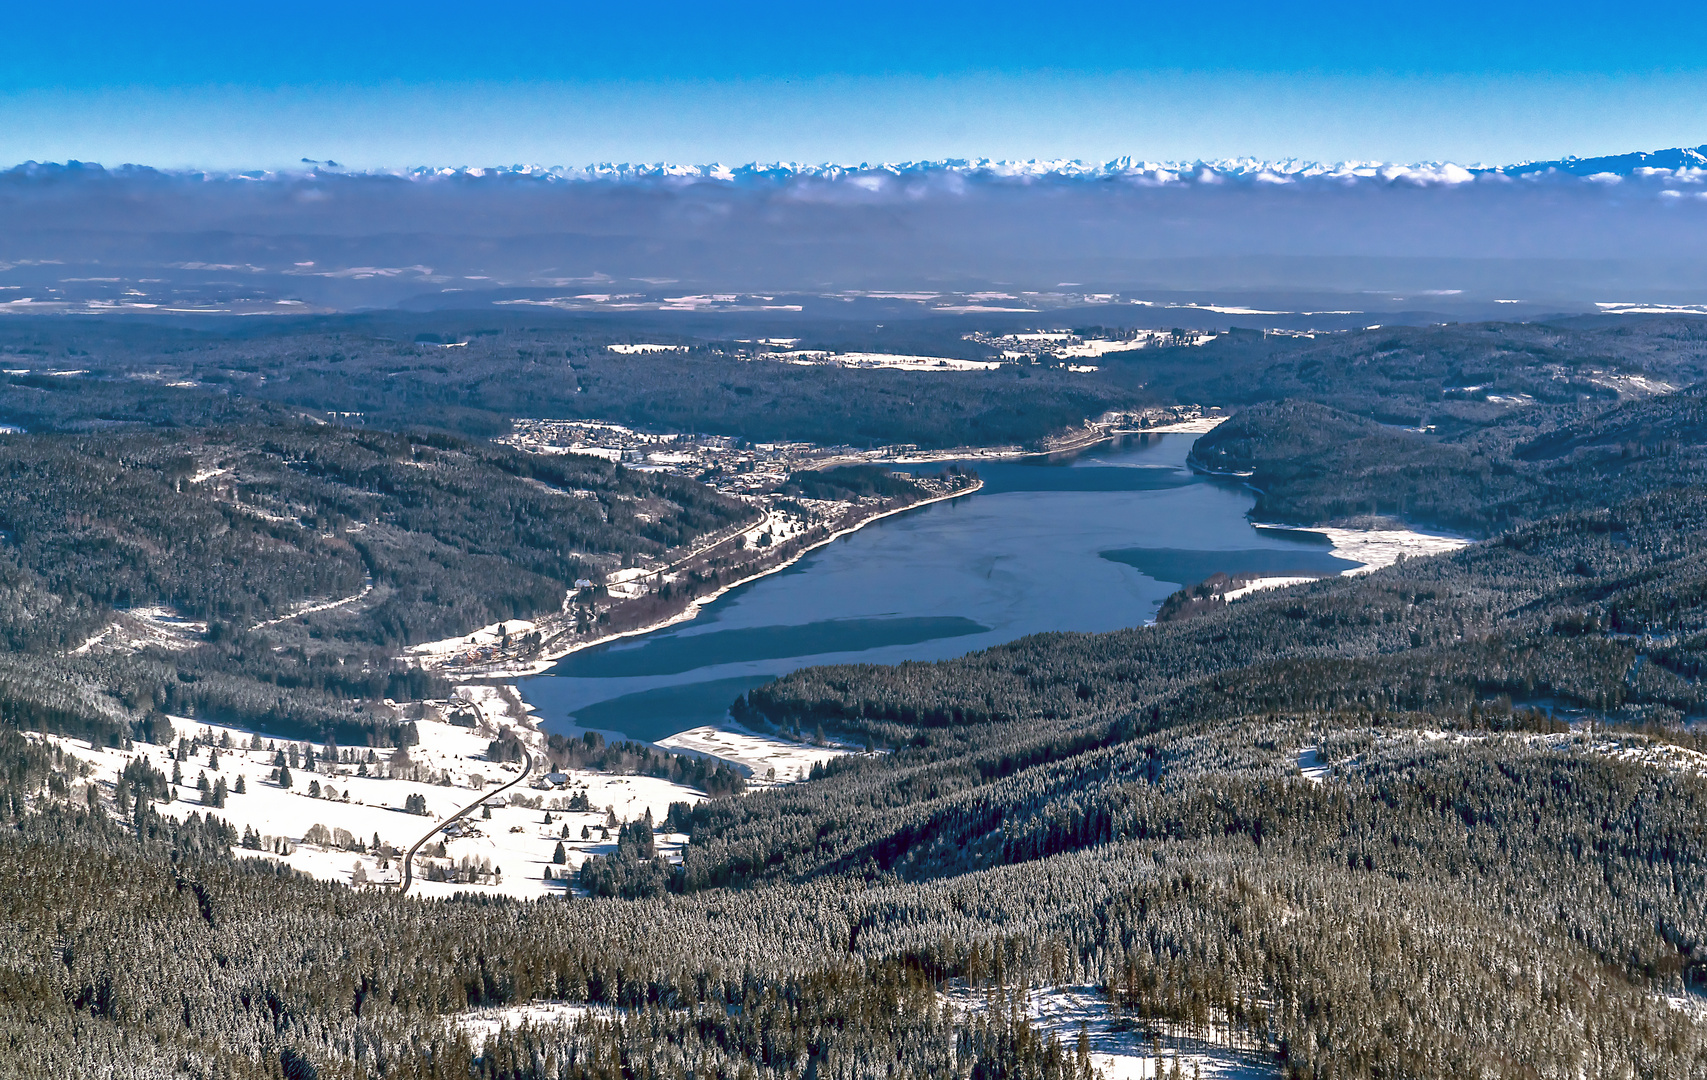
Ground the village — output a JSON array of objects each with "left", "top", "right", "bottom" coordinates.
[
  {"left": 500, "top": 416, "right": 929, "bottom": 493},
  {"left": 965, "top": 327, "right": 1218, "bottom": 367},
  {"left": 420, "top": 420, "right": 987, "bottom": 676},
  {"left": 29, "top": 683, "right": 851, "bottom": 901}
]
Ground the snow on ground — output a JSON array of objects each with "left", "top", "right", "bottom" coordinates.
[
  {"left": 656, "top": 725, "right": 854, "bottom": 783},
  {"left": 1323, "top": 729, "right": 1707, "bottom": 788},
  {"left": 1586, "top": 372, "right": 1677, "bottom": 398},
  {"left": 741, "top": 506, "right": 813, "bottom": 549},
  {"left": 1534, "top": 730, "right": 1707, "bottom": 779},
  {"left": 1059, "top": 339, "right": 1148, "bottom": 357},
  {"left": 31, "top": 701, "right": 710, "bottom": 900},
  {"left": 452, "top": 1002, "right": 613, "bottom": 1047},
  {"left": 944, "top": 984, "right": 1274, "bottom": 1079},
  {"left": 1663, "top": 990, "right": 1707, "bottom": 1021},
  {"left": 1595, "top": 302, "right": 1707, "bottom": 316},
  {"left": 1295, "top": 748, "right": 1330, "bottom": 784},
  {"left": 1313, "top": 525, "right": 1471, "bottom": 572},
  {"left": 1255, "top": 524, "right": 1471, "bottom": 573},
  {"left": 252, "top": 576, "right": 375, "bottom": 629},
  {"left": 453, "top": 983, "right": 1279, "bottom": 1072},
  {"left": 608, "top": 343, "right": 689, "bottom": 354},
  {"left": 1208, "top": 523, "right": 1468, "bottom": 607},
  {"left": 769, "top": 350, "right": 1003, "bottom": 372},
  {"left": 72, "top": 606, "right": 209, "bottom": 655},
  {"left": 1142, "top": 415, "right": 1227, "bottom": 434},
  {"left": 1221, "top": 576, "right": 1318, "bottom": 601},
  {"left": 409, "top": 617, "right": 552, "bottom": 665}
]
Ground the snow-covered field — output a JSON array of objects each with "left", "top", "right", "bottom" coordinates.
[
  {"left": 29, "top": 694, "right": 711, "bottom": 900},
  {"left": 27, "top": 672, "right": 861, "bottom": 900},
  {"left": 453, "top": 1002, "right": 613, "bottom": 1046},
  {"left": 1220, "top": 575, "right": 1318, "bottom": 601},
  {"left": 408, "top": 617, "right": 552, "bottom": 667},
  {"left": 1058, "top": 338, "right": 1149, "bottom": 358},
  {"left": 944, "top": 984, "right": 1273, "bottom": 1080},
  {"left": 1140, "top": 415, "right": 1227, "bottom": 434},
  {"left": 1295, "top": 748, "right": 1331, "bottom": 784},
  {"left": 770, "top": 350, "right": 1004, "bottom": 372},
  {"left": 1253, "top": 523, "right": 1471, "bottom": 573},
  {"left": 1209, "top": 525, "right": 1469, "bottom": 609},
  {"left": 1313, "top": 525, "right": 1471, "bottom": 572},
  {"left": 656, "top": 725, "right": 855, "bottom": 783}
]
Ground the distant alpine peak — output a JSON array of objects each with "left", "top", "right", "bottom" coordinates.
[
  {"left": 386, "top": 147, "right": 1707, "bottom": 186},
  {"left": 7, "top": 145, "right": 1706, "bottom": 189}
]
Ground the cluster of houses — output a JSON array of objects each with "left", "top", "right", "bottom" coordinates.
[{"left": 442, "top": 791, "right": 518, "bottom": 840}]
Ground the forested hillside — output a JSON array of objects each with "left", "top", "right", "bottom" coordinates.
[
  {"left": 4, "top": 314, "right": 1707, "bottom": 1078},
  {"left": 0, "top": 316, "right": 1141, "bottom": 448},
  {"left": 0, "top": 422, "right": 750, "bottom": 745},
  {"left": 1190, "top": 382, "right": 1707, "bottom": 533},
  {"left": 7, "top": 313, "right": 1704, "bottom": 450},
  {"left": 1137, "top": 316, "right": 1707, "bottom": 433}
]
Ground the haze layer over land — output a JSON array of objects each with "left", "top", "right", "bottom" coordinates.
[{"left": 3, "top": 146, "right": 1706, "bottom": 314}]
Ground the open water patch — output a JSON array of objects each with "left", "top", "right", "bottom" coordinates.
[
  {"left": 525, "top": 433, "right": 1327, "bottom": 744},
  {"left": 1100, "top": 546, "right": 1362, "bottom": 586},
  {"left": 559, "top": 675, "right": 783, "bottom": 743},
  {"left": 552, "top": 615, "right": 990, "bottom": 679}
]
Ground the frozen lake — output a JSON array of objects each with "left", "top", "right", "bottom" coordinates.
[{"left": 521, "top": 434, "right": 1356, "bottom": 743}]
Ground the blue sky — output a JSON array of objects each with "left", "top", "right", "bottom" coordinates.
[{"left": 4, "top": 2, "right": 1705, "bottom": 168}]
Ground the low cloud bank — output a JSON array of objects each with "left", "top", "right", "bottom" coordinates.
[{"left": 0, "top": 147, "right": 1703, "bottom": 308}]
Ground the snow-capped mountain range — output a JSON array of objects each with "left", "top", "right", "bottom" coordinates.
[
  {"left": 0, "top": 145, "right": 1702, "bottom": 312},
  {"left": 7, "top": 145, "right": 1706, "bottom": 189}
]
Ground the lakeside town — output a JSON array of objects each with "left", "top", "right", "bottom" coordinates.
[{"left": 430, "top": 404, "right": 1224, "bottom": 677}]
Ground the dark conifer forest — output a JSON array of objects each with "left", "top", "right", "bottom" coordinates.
[{"left": 4, "top": 314, "right": 1707, "bottom": 1078}]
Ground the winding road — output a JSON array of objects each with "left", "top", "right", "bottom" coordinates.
[{"left": 397, "top": 738, "right": 536, "bottom": 896}]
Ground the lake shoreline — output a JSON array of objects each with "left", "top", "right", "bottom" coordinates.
[
  {"left": 436, "top": 423, "right": 1230, "bottom": 683},
  {"left": 819, "top": 414, "right": 1229, "bottom": 468},
  {"left": 446, "top": 479, "right": 985, "bottom": 682},
  {"left": 508, "top": 432, "right": 1477, "bottom": 755}
]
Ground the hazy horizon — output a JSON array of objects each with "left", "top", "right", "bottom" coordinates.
[{"left": 1, "top": 146, "right": 1703, "bottom": 317}]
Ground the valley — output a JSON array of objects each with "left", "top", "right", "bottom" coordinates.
[{"left": 4, "top": 311, "right": 1707, "bottom": 1079}]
